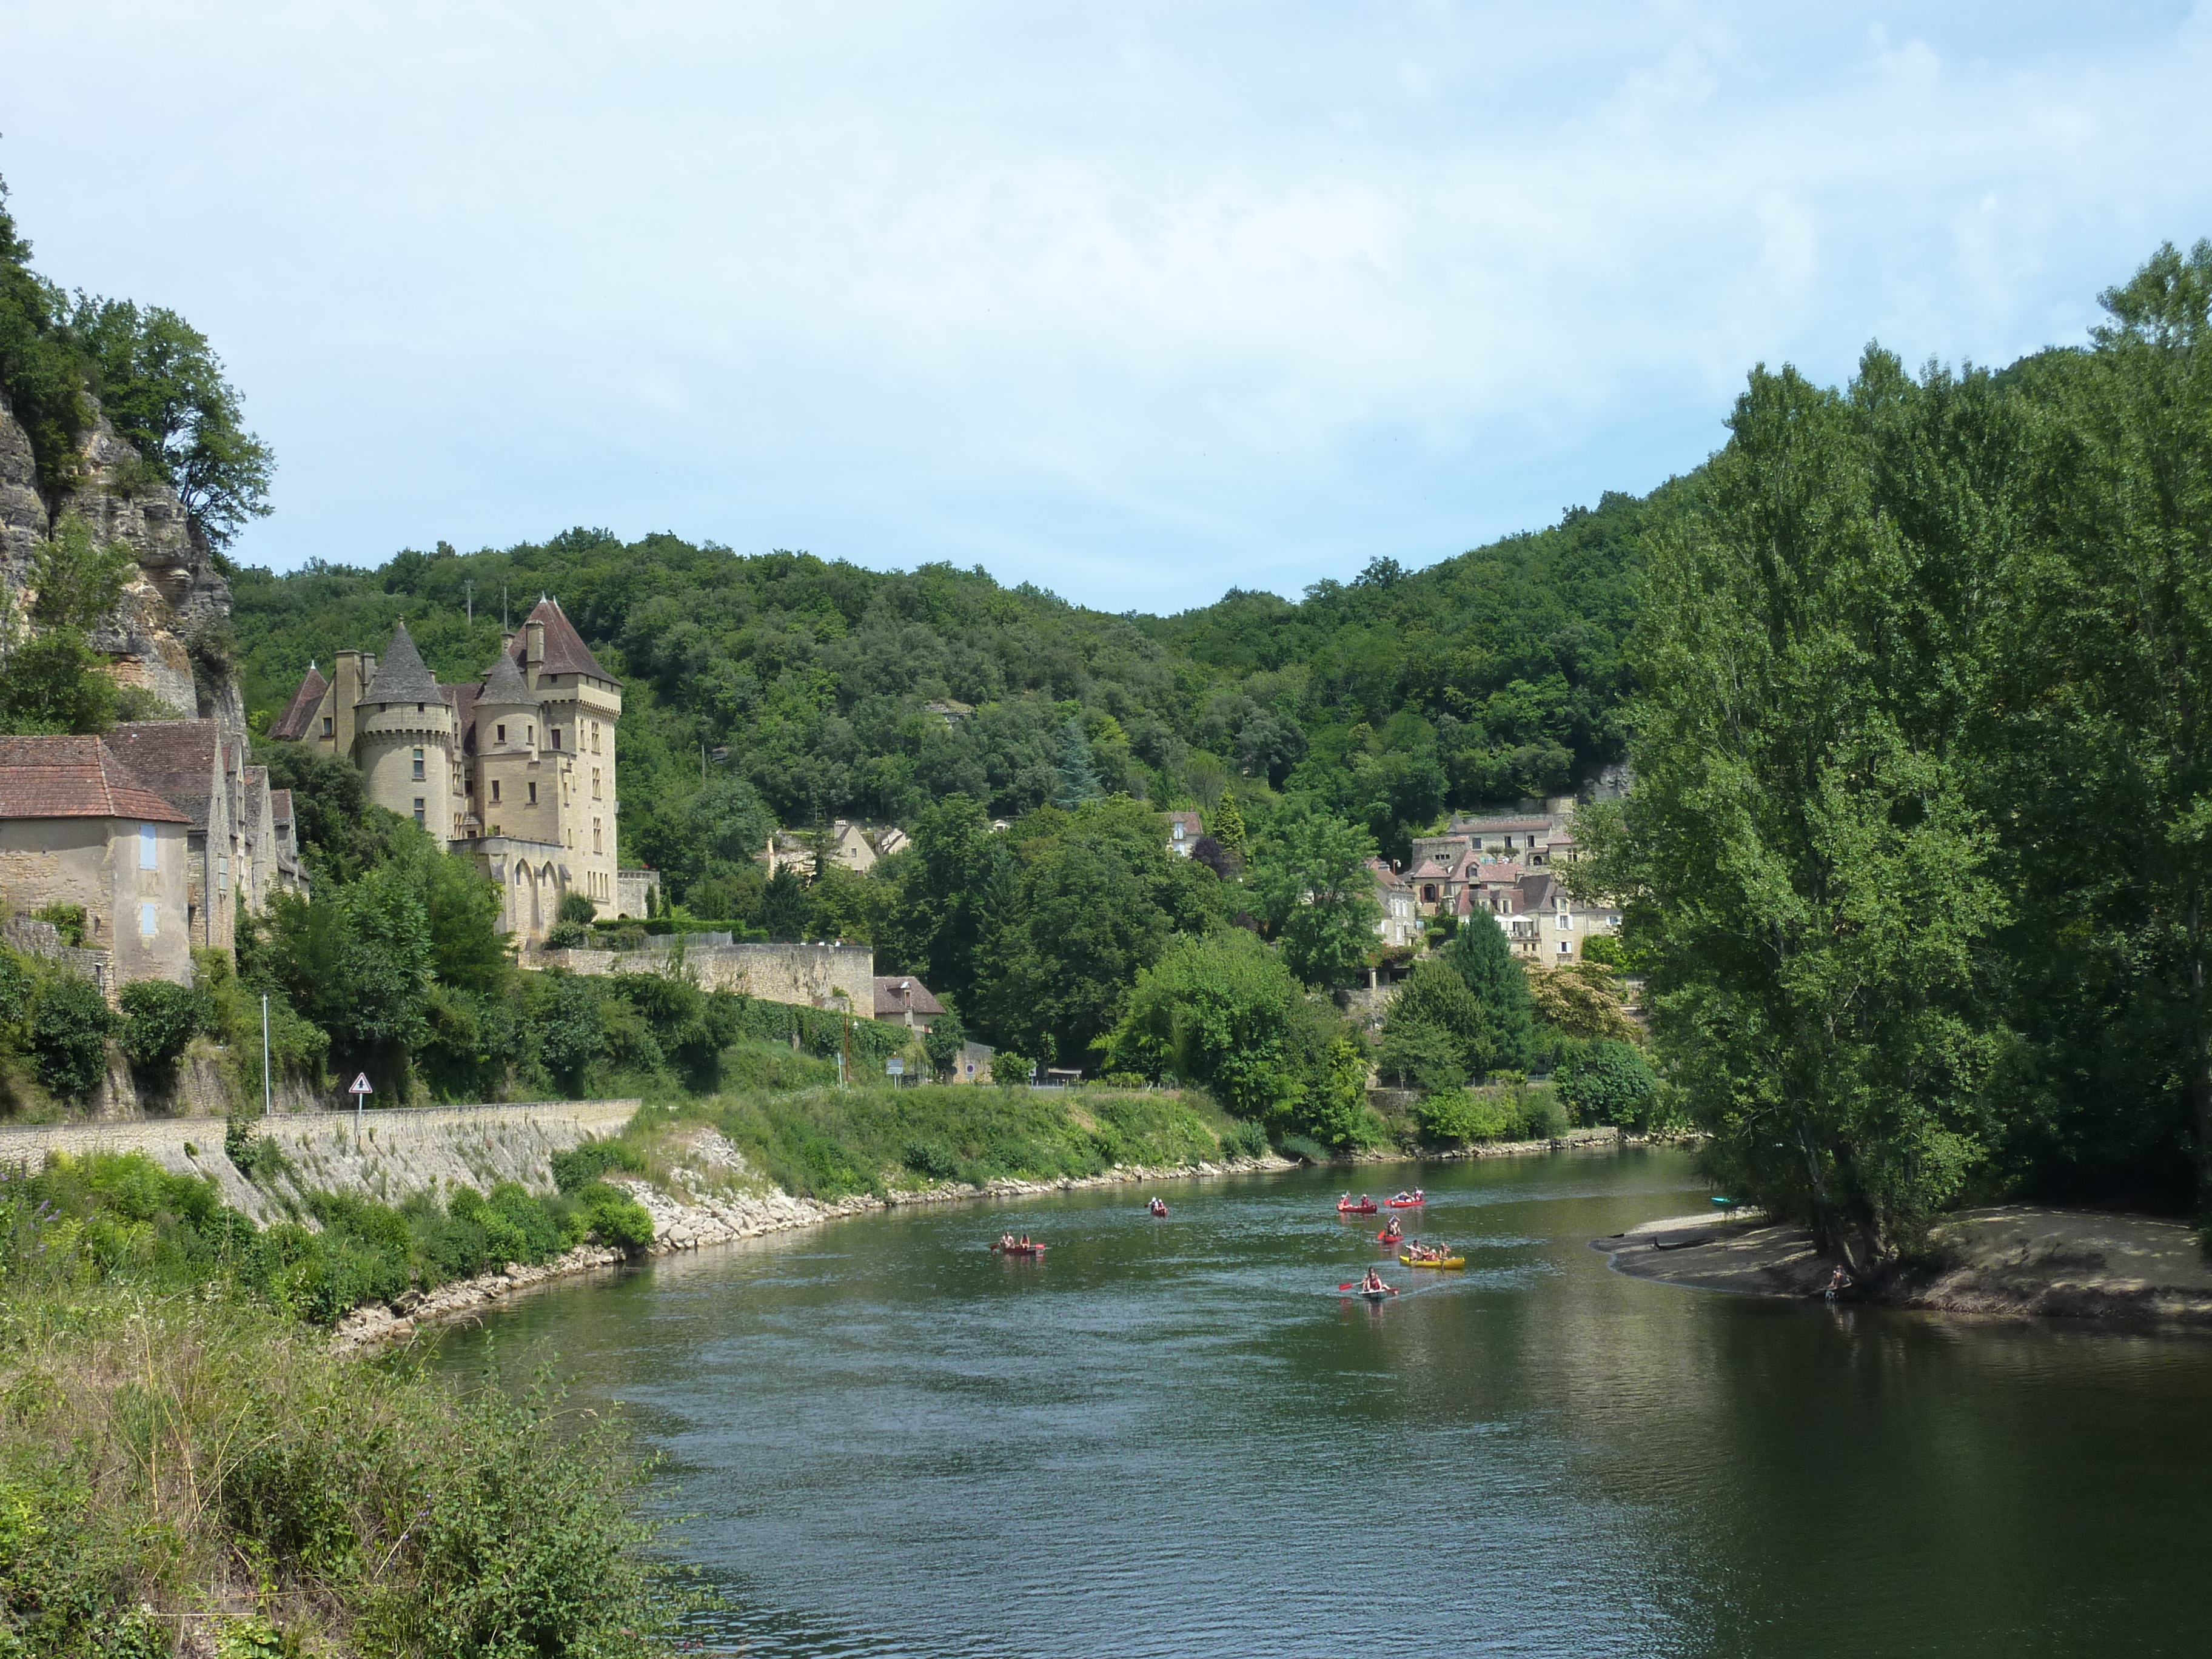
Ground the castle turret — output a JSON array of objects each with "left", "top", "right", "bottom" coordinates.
[{"left": 353, "top": 622, "right": 460, "bottom": 837}]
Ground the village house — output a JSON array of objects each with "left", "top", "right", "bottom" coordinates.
[
  {"left": 1458, "top": 866, "right": 1620, "bottom": 963},
  {"left": 1164, "top": 809, "right": 1202, "bottom": 857},
  {"left": 874, "top": 974, "right": 946, "bottom": 1031},
  {"left": 0, "top": 735, "right": 195, "bottom": 995},
  {"left": 764, "top": 820, "right": 907, "bottom": 880},
  {"left": 1369, "top": 857, "right": 1423, "bottom": 948},
  {"left": 271, "top": 600, "right": 622, "bottom": 944}
]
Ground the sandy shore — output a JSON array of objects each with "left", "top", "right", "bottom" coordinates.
[{"left": 1594, "top": 1204, "right": 2212, "bottom": 1322}]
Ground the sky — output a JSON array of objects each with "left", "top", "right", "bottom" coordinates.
[{"left": 5, "top": 2, "right": 2212, "bottom": 613}]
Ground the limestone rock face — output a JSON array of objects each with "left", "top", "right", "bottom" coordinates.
[{"left": 0, "top": 390, "right": 238, "bottom": 728}]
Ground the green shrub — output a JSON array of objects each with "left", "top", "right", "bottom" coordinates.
[
  {"left": 569, "top": 1180, "right": 655, "bottom": 1248},
  {"left": 542, "top": 919, "right": 591, "bottom": 950},
  {"left": 992, "top": 1051, "right": 1033, "bottom": 1086},
  {"left": 117, "top": 979, "right": 212, "bottom": 1071},
  {"left": 1555, "top": 1039, "right": 1660, "bottom": 1128},
  {"left": 1279, "top": 1132, "right": 1329, "bottom": 1164},
  {"left": 1415, "top": 1088, "right": 1511, "bottom": 1147},
  {"left": 30, "top": 901, "right": 86, "bottom": 946},
  {"left": 31, "top": 973, "right": 114, "bottom": 1098},
  {"left": 556, "top": 890, "right": 599, "bottom": 927},
  {"left": 902, "top": 1138, "right": 961, "bottom": 1181},
  {"left": 550, "top": 1138, "right": 646, "bottom": 1193},
  {"left": 1220, "top": 1118, "right": 1270, "bottom": 1160}
]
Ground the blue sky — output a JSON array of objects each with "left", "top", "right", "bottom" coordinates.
[{"left": 7, "top": 2, "right": 2211, "bottom": 612}]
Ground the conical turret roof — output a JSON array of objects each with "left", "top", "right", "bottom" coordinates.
[
  {"left": 478, "top": 646, "right": 535, "bottom": 706},
  {"left": 362, "top": 622, "right": 443, "bottom": 703}
]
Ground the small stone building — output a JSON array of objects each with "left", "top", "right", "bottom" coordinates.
[{"left": 0, "top": 735, "right": 195, "bottom": 995}]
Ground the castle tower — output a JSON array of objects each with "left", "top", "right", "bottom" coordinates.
[
  {"left": 472, "top": 646, "right": 547, "bottom": 842},
  {"left": 352, "top": 622, "right": 461, "bottom": 837},
  {"left": 506, "top": 597, "right": 622, "bottom": 916}
]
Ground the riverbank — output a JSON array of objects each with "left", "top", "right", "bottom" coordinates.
[{"left": 1594, "top": 1204, "right": 2212, "bottom": 1322}]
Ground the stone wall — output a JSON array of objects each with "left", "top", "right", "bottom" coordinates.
[
  {"left": 532, "top": 939, "right": 874, "bottom": 1009},
  {"left": 0, "top": 1098, "right": 640, "bottom": 1225}
]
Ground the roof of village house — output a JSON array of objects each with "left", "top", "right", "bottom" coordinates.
[
  {"left": 0, "top": 736, "right": 192, "bottom": 823},
  {"left": 1368, "top": 857, "right": 1410, "bottom": 889},
  {"left": 873, "top": 975, "right": 947, "bottom": 1019},
  {"left": 509, "top": 597, "right": 618, "bottom": 687},
  {"left": 1165, "top": 809, "right": 1202, "bottom": 833},
  {"left": 104, "top": 721, "right": 223, "bottom": 832},
  {"left": 270, "top": 662, "right": 328, "bottom": 741},
  {"left": 361, "top": 622, "right": 443, "bottom": 704},
  {"left": 1407, "top": 857, "right": 1453, "bottom": 881},
  {"left": 1450, "top": 815, "right": 1558, "bottom": 834}
]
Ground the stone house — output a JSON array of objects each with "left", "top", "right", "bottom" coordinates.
[
  {"left": 1459, "top": 867, "right": 1620, "bottom": 963},
  {"left": 102, "top": 720, "right": 235, "bottom": 953},
  {"left": 269, "top": 788, "right": 307, "bottom": 896},
  {"left": 270, "top": 599, "right": 623, "bottom": 943},
  {"left": 874, "top": 974, "right": 947, "bottom": 1031},
  {"left": 0, "top": 735, "right": 195, "bottom": 995},
  {"left": 1164, "top": 809, "right": 1202, "bottom": 857},
  {"left": 1368, "top": 857, "right": 1423, "bottom": 948}
]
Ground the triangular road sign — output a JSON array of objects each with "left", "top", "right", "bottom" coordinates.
[{"left": 349, "top": 1073, "right": 372, "bottom": 1093}]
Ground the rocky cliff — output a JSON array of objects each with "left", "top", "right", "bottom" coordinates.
[{"left": 0, "top": 388, "right": 240, "bottom": 728}]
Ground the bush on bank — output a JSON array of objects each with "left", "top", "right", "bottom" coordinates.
[{"left": 0, "top": 1289, "right": 681, "bottom": 1658}]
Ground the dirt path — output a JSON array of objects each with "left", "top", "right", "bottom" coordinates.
[{"left": 1594, "top": 1204, "right": 2212, "bottom": 1322}]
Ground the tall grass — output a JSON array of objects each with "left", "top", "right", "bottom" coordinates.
[{"left": 0, "top": 1287, "right": 683, "bottom": 1656}]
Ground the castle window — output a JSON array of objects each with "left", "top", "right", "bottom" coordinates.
[
  {"left": 552, "top": 728, "right": 561, "bottom": 749},
  {"left": 321, "top": 716, "right": 332, "bottom": 738},
  {"left": 492, "top": 780, "right": 501, "bottom": 803},
  {"left": 528, "top": 782, "right": 537, "bottom": 805},
  {"left": 412, "top": 748, "right": 425, "bottom": 780},
  {"left": 413, "top": 799, "right": 426, "bottom": 825},
  {"left": 592, "top": 723, "right": 601, "bottom": 754},
  {"left": 417, "top": 703, "right": 424, "bottom": 713},
  {"left": 592, "top": 768, "right": 602, "bottom": 799},
  {"left": 496, "top": 724, "right": 506, "bottom": 743},
  {"left": 594, "top": 819, "right": 602, "bottom": 854},
  {"left": 526, "top": 726, "right": 534, "bottom": 746}
]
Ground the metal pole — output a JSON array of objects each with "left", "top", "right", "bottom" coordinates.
[{"left": 261, "top": 994, "right": 272, "bottom": 1118}]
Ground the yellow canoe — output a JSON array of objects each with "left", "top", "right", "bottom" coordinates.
[{"left": 1399, "top": 1252, "right": 1466, "bottom": 1270}]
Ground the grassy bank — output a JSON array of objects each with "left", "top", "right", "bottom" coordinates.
[
  {"left": 616, "top": 1079, "right": 1262, "bottom": 1202},
  {"left": 0, "top": 1287, "right": 682, "bottom": 1657}
]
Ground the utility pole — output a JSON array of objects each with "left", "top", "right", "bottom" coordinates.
[
  {"left": 261, "top": 994, "right": 272, "bottom": 1118},
  {"left": 503, "top": 585, "right": 509, "bottom": 629},
  {"left": 464, "top": 579, "right": 474, "bottom": 625}
]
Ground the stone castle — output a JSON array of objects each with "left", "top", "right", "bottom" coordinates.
[{"left": 271, "top": 600, "right": 625, "bottom": 942}]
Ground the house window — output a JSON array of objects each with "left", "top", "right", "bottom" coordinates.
[
  {"left": 139, "top": 823, "right": 158, "bottom": 869},
  {"left": 218, "top": 855, "right": 229, "bottom": 891},
  {"left": 491, "top": 780, "right": 501, "bottom": 803},
  {"left": 527, "top": 782, "right": 537, "bottom": 805},
  {"left": 139, "top": 900, "right": 158, "bottom": 937},
  {"left": 1558, "top": 939, "right": 1571, "bottom": 956},
  {"left": 412, "top": 747, "right": 426, "bottom": 780},
  {"left": 321, "top": 716, "right": 333, "bottom": 738},
  {"left": 496, "top": 723, "right": 507, "bottom": 744},
  {"left": 413, "top": 798, "right": 426, "bottom": 825}
]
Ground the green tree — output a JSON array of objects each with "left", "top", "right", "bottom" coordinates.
[
  {"left": 0, "top": 627, "right": 119, "bottom": 735},
  {"left": 1580, "top": 353, "right": 2009, "bottom": 1269},
  {"left": 1107, "top": 930, "right": 1307, "bottom": 1115},
  {"left": 1555, "top": 1040, "right": 1660, "bottom": 1129},
  {"left": 1379, "top": 956, "right": 1493, "bottom": 1090},
  {"left": 537, "top": 975, "right": 606, "bottom": 1093},
  {"left": 1442, "top": 916, "right": 1536, "bottom": 1071},
  {"left": 118, "top": 980, "right": 212, "bottom": 1074},
  {"left": 1209, "top": 792, "right": 1247, "bottom": 859},
  {"left": 29, "top": 512, "right": 136, "bottom": 631},
  {"left": 260, "top": 859, "right": 436, "bottom": 1086},
  {"left": 0, "top": 174, "right": 89, "bottom": 497},
  {"left": 556, "top": 890, "right": 598, "bottom": 928},
  {"left": 1248, "top": 803, "right": 1381, "bottom": 988},
  {"left": 70, "top": 296, "right": 275, "bottom": 550},
  {"left": 759, "top": 866, "right": 808, "bottom": 941},
  {"left": 1052, "top": 716, "right": 1104, "bottom": 809},
  {"left": 32, "top": 973, "right": 115, "bottom": 1098}
]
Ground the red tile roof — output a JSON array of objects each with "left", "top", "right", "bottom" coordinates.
[
  {"left": 0, "top": 736, "right": 191, "bottom": 823},
  {"left": 511, "top": 597, "right": 618, "bottom": 687},
  {"left": 105, "top": 721, "right": 224, "bottom": 831},
  {"left": 270, "top": 662, "right": 327, "bottom": 741}
]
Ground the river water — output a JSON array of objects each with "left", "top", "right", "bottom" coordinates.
[{"left": 434, "top": 1148, "right": 2212, "bottom": 1657}]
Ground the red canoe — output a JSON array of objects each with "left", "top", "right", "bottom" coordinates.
[
  {"left": 1375, "top": 1228, "right": 1406, "bottom": 1244},
  {"left": 1336, "top": 1201, "right": 1378, "bottom": 1215},
  {"left": 1385, "top": 1195, "right": 1426, "bottom": 1208},
  {"left": 991, "top": 1242, "right": 1047, "bottom": 1256}
]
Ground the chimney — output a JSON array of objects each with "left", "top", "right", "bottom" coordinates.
[{"left": 524, "top": 620, "right": 545, "bottom": 691}]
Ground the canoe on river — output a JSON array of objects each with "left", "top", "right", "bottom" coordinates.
[
  {"left": 1337, "top": 1200, "right": 1378, "bottom": 1215},
  {"left": 991, "top": 1242, "right": 1047, "bottom": 1256},
  {"left": 1399, "top": 1252, "right": 1467, "bottom": 1270}
]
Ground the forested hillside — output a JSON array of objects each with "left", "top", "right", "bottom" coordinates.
[{"left": 230, "top": 494, "right": 1654, "bottom": 875}]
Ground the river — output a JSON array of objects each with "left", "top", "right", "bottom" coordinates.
[{"left": 434, "top": 1148, "right": 2212, "bottom": 1657}]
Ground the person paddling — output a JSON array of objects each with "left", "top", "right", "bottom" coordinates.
[
  {"left": 1825, "top": 1264, "right": 1853, "bottom": 1302},
  {"left": 1362, "top": 1267, "right": 1393, "bottom": 1295}
]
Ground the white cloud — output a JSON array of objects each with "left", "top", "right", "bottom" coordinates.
[{"left": 5, "top": 2, "right": 2209, "bottom": 609}]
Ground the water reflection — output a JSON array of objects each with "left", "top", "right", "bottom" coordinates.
[{"left": 437, "top": 1151, "right": 2212, "bottom": 1658}]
